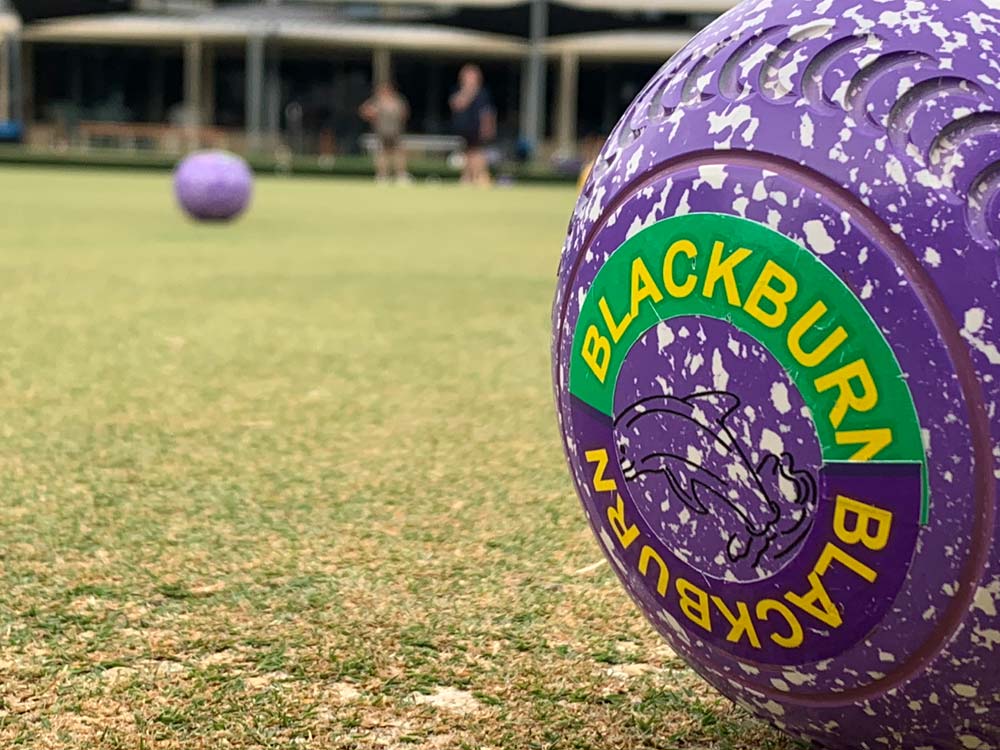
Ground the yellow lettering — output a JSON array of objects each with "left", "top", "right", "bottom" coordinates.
[
  {"left": 585, "top": 449, "right": 617, "bottom": 493},
  {"left": 786, "top": 571, "right": 842, "bottom": 628},
  {"left": 607, "top": 495, "right": 640, "bottom": 550},
  {"left": 581, "top": 326, "right": 611, "bottom": 383},
  {"left": 677, "top": 578, "right": 712, "bottom": 632},
  {"left": 815, "top": 542, "right": 878, "bottom": 583},
  {"left": 834, "top": 495, "right": 894, "bottom": 552},
  {"left": 630, "top": 257, "right": 664, "bottom": 318},
  {"left": 788, "top": 300, "right": 848, "bottom": 368},
  {"left": 756, "top": 599, "right": 805, "bottom": 649},
  {"left": 712, "top": 597, "right": 762, "bottom": 648},
  {"left": 702, "top": 241, "right": 752, "bottom": 307},
  {"left": 744, "top": 260, "right": 799, "bottom": 329},
  {"left": 638, "top": 546, "right": 670, "bottom": 597},
  {"left": 835, "top": 428, "right": 894, "bottom": 462},
  {"left": 599, "top": 297, "right": 633, "bottom": 344},
  {"left": 663, "top": 239, "right": 698, "bottom": 298},
  {"left": 815, "top": 359, "right": 879, "bottom": 430}
]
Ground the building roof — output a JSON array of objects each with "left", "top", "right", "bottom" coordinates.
[
  {"left": 22, "top": 14, "right": 247, "bottom": 43},
  {"left": 315, "top": 0, "right": 735, "bottom": 9},
  {"left": 544, "top": 29, "right": 692, "bottom": 61},
  {"left": 556, "top": 0, "right": 734, "bottom": 10},
  {"left": 20, "top": 12, "right": 528, "bottom": 56},
  {"left": 14, "top": 0, "right": 724, "bottom": 58},
  {"left": 0, "top": 11, "right": 19, "bottom": 33},
  {"left": 279, "top": 20, "right": 526, "bottom": 56}
]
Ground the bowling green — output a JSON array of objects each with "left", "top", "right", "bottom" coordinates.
[{"left": 0, "top": 166, "right": 800, "bottom": 750}]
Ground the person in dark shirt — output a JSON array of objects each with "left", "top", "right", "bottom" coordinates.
[{"left": 449, "top": 64, "right": 496, "bottom": 186}]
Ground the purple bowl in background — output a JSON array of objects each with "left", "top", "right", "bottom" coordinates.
[{"left": 174, "top": 150, "right": 253, "bottom": 222}]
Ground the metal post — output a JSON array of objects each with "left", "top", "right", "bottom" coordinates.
[
  {"left": 264, "top": 41, "right": 281, "bottom": 148},
  {"left": 0, "top": 36, "right": 8, "bottom": 122},
  {"left": 261, "top": 0, "right": 282, "bottom": 150},
  {"left": 18, "top": 38, "right": 31, "bottom": 125},
  {"left": 183, "top": 38, "right": 203, "bottom": 149},
  {"left": 8, "top": 33, "right": 20, "bottom": 123},
  {"left": 556, "top": 51, "right": 578, "bottom": 158},
  {"left": 519, "top": 0, "right": 547, "bottom": 152},
  {"left": 245, "top": 33, "right": 264, "bottom": 152},
  {"left": 201, "top": 43, "right": 215, "bottom": 126},
  {"left": 372, "top": 46, "right": 391, "bottom": 87}
]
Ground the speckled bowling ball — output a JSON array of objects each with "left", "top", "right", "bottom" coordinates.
[{"left": 552, "top": 1, "right": 1000, "bottom": 747}]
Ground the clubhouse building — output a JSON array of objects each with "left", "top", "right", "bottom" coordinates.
[{"left": 0, "top": 0, "right": 734, "bottom": 158}]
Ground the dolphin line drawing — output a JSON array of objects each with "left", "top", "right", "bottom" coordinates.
[{"left": 615, "top": 390, "right": 817, "bottom": 569}]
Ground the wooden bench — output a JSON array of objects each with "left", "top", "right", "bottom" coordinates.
[
  {"left": 360, "top": 133, "right": 465, "bottom": 158},
  {"left": 78, "top": 121, "right": 236, "bottom": 152}
]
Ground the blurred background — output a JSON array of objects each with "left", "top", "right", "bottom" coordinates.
[
  {"left": 0, "top": 0, "right": 735, "bottom": 179},
  {"left": 0, "top": 4, "right": 815, "bottom": 749}
]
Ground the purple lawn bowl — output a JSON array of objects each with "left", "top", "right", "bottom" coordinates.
[
  {"left": 174, "top": 150, "right": 253, "bottom": 222},
  {"left": 552, "top": 1, "right": 1000, "bottom": 748}
]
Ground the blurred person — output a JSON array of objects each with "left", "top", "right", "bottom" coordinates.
[
  {"left": 450, "top": 64, "right": 496, "bottom": 186},
  {"left": 285, "top": 101, "right": 305, "bottom": 155},
  {"left": 317, "top": 127, "right": 336, "bottom": 168},
  {"left": 359, "top": 81, "right": 410, "bottom": 183}
]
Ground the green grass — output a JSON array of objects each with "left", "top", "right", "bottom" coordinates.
[{"left": 0, "top": 167, "right": 798, "bottom": 749}]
